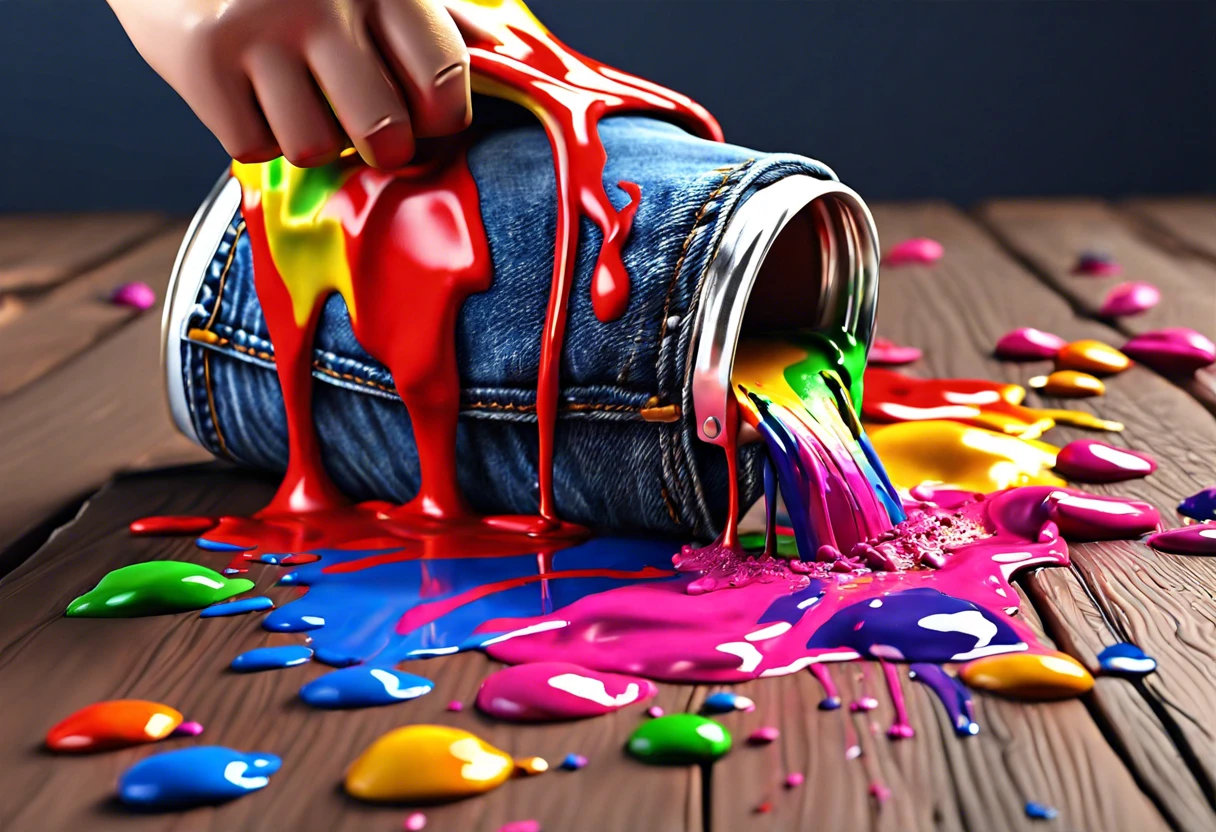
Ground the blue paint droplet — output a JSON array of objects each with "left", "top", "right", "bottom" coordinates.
[
  {"left": 231, "top": 645, "right": 314, "bottom": 672},
  {"left": 560, "top": 753, "right": 588, "bottom": 770},
  {"left": 195, "top": 538, "right": 252, "bottom": 553},
  {"left": 311, "top": 647, "right": 362, "bottom": 668},
  {"left": 1179, "top": 487, "right": 1216, "bottom": 523},
  {"left": 702, "top": 692, "right": 751, "bottom": 713},
  {"left": 818, "top": 696, "right": 842, "bottom": 711},
  {"left": 259, "top": 554, "right": 281, "bottom": 565},
  {"left": 298, "top": 666, "right": 434, "bottom": 709},
  {"left": 277, "top": 573, "right": 300, "bottom": 586},
  {"left": 222, "top": 568, "right": 240, "bottom": 576},
  {"left": 262, "top": 610, "right": 326, "bottom": 632},
  {"left": 1025, "top": 801, "right": 1059, "bottom": 821},
  {"left": 200, "top": 596, "right": 275, "bottom": 618},
  {"left": 117, "top": 746, "right": 280, "bottom": 808},
  {"left": 1097, "top": 643, "right": 1157, "bottom": 677}
]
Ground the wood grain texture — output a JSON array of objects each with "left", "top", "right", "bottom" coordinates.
[
  {"left": 873, "top": 201, "right": 1216, "bottom": 830},
  {"left": 978, "top": 198, "right": 1216, "bottom": 414},
  {"left": 0, "top": 466, "right": 699, "bottom": 832},
  {"left": 0, "top": 225, "right": 188, "bottom": 397},
  {"left": 0, "top": 214, "right": 168, "bottom": 292},
  {"left": 1124, "top": 198, "right": 1216, "bottom": 264}
]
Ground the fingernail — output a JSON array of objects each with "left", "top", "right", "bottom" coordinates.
[{"left": 363, "top": 118, "right": 414, "bottom": 169}]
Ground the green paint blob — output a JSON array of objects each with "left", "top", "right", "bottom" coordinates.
[
  {"left": 626, "top": 714, "right": 732, "bottom": 765},
  {"left": 65, "top": 562, "right": 255, "bottom": 618},
  {"left": 780, "top": 328, "right": 867, "bottom": 415},
  {"left": 739, "top": 532, "right": 799, "bottom": 558}
]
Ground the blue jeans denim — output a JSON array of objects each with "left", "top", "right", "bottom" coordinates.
[{"left": 175, "top": 116, "right": 836, "bottom": 539}]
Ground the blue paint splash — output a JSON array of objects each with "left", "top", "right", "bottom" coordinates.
[
  {"left": 299, "top": 666, "right": 434, "bottom": 709},
  {"left": 231, "top": 645, "right": 313, "bottom": 672},
  {"left": 909, "top": 662, "right": 978, "bottom": 736},
  {"left": 117, "top": 747, "right": 280, "bottom": 808},
  {"left": 1097, "top": 642, "right": 1157, "bottom": 677},
  {"left": 200, "top": 596, "right": 274, "bottom": 617}
]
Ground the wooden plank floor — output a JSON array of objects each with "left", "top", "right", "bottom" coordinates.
[{"left": 0, "top": 199, "right": 1212, "bottom": 832}]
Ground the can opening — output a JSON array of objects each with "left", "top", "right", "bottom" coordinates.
[{"left": 690, "top": 177, "right": 880, "bottom": 447}]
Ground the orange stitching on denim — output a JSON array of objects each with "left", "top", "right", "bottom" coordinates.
[
  {"left": 660, "top": 485, "right": 680, "bottom": 526},
  {"left": 203, "top": 221, "right": 245, "bottom": 333},
  {"left": 202, "top": 350, "right": 231, "bottom": 457},
  {"left": 199, "top": 220, "right": 245, "bottom": 455}
]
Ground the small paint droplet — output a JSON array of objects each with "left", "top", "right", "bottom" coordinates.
[
  {"left": 1072, "top": 250, "right": 1121, "bottom": 276},
  {"left": 748, "top": 726, "right": 779, "bottom": 744},
  {"left": 1025, "top": 801, "right": 1059, "bottom": 820},
  {"left": 785, "top": 772, "right": 804, "bottom": 788},
  {"left": 111, "top": 281, "right": 157, "bottom": 310},
  {"left": 300, "top": 666, "right": 433, "bottom": 709},
  {"left": 230, "top": 645, "right": 314, "bottom": 672},
  {"left": 1055, "top": 339, "right": 1130, "bottom": 375},
  {"left": 647, "top": 706, "right": 664, "bottom": 718},
  {"left": 172, "top": 721, "right": 205, "bottom": 738},
  {"left": 1178, "top": 487, "right": 1216, "bottom": 522},
  {"left": 404, "top": 812, "right": 427, "bottom": 831},
  {"left": 703, "top": 691, "right": 752, "bottom": 713},
  {"left": 1097, "top": 643, "right": 1157, "bottom": 677},
  {"left": 1123, "top": 329, "right": 1216, "bottom": 376},
  {"left": 117, "top": 746, "right": 280, "bottom": 807},
  {"left": 195, "top": 538, "right": 254, "bottom": 553},
  {"left": 1148, "top": 524, "right": 1216, "bottom": 556},
  {"left": 129, "top": 516, "right": 217, "bottom": 536},
  {"left": 497, "top": 822, "right": 540, "bottom": 832},
  {"left": 200, "top": 596, "right": 275, "bottom": 618},
  {"left": 995, "top": 327, "right": 1067, "bottom": 361},
  {"left": 849, "top": 697, "right": 879, "bottom": 712},
  {"left": 869, "top": 337, "right": 922, "bottom": 366},
  {"left": 1053, "top": 440, "right": 1156, "bottom": 483},
  {"left": 845, "top": 744, "right": 862, "bottom": 760},
  {"left": 515, "top": 756, "right": 549, "bottom": 776},
  {"left": 560, "top": 753, "right": 588, "bottom": 770},
  {"left": 869, "top": 782, "right": 892, "bottom": 804},
  {"left": 1028, "top": 370, "right": 1105, "bottom": 397},
  {"left": 1100, "top": 281, "right": 1160, "bottom": 316},
  {"left": 755, "top": 801, "right": 773, "bottom": 815},
  {"left": 884, "top": 237, "right": 943, "bottom": 266},
  {"left": 627, "top": 714, "right": 732, "bottom": 764},
  {"left": 819, "top": 696, "right": 842, "bottom": 711},
  {"left": 447, "top": 700, "right": 464, "bottom": 712},
  {"left": 46, "top": 700, "right": 184, "bottom": 752}
]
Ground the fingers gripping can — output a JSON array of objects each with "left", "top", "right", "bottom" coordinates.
[{"left": 163, "top": 116, "right": 879, "bottom": 539}]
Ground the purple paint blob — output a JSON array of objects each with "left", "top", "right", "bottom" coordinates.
[
  {"left": 909, "top": 663, "right": 978, "bottom": 736},
  {"left": 1178, "top": 487, "right": 1216, "bottom": 523},
  {"left": 1053, "top": 440, "right": 1156, "bottom": 483},
  {"left": 995, "top": 327, "right": 1067, "bottom": 361},
  {"left": 1148, "top": 524, "right": 1216, "bottom": 556},
  {"left": 1123, "top": 329, "right": 1216, "bottom": 376},
  {"left": 869, "top": 337, "right": 923, "bottom": 366},
  {"left": 110, "top": 281, "right": 156, "bottom": 311},
  {"left": 475, "top": 661, "right": 657, "bottom": 721},
  {"left": 1100, "top": 281, "right": 1160, "bottom": 317},
  {"left": 171, "top": 720, "right": 205, "bottom": 738}
]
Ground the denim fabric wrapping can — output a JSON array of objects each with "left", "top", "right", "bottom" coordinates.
[{"left": 163, "top": 116, "right": 879, "bottom": 540}]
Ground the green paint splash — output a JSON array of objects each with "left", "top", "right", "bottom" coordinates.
[
  {"left": 65, "top": 561, "right": 255, "bottom": 618},
  {"left": 627, "top": 714, "right": 732, "bottom": 765},
  {"left": 779, "top": 328, "right": 867, "bottom": 415}
]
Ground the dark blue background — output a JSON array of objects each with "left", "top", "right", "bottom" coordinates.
[{"left": 1, "top": 0, "right": 1212, "bottom": 212}]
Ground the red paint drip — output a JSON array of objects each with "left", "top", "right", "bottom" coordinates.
[{"left": 129, "top": 516, "right": 217, "bottom": 536}]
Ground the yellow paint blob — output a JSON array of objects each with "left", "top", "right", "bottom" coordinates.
[
  {"left": 867, "top": 420, "right": 1062, "bottom": 493},
  {"left": 1055, "top": 339, "right": 1130, "bottom": 375},
  {"left": 960, "top": 651, "right": 1094, "bottom": 700},
  {"left": 1029, "top": 371, "right": 1105, "bottom": 398},
  {"left": 345, "top": 725, "right": 517, "bottom": 803}
]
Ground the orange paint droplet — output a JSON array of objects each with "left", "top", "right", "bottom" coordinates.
[
  {"left": 45, "top": 700, "right": 183, "bottom": 753},
  {"left": 515, "top": 756, "right": 549, "bottom": 776},
  {"left": 959, "top": 652, "right": 1093, "bottom": 700},
  {"left": 345, "top": 725, "right": 518, "bottom": 802},
  {"left": 1055, "top": 340, "right": 1130, "bottom": 375},
  {"left": 1028, "top": 371, "right": 1105, "bottom": 398}
]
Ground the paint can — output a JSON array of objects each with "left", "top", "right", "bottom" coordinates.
[{"left": 163, "top": 117, "right": 879, "bottom": 539}]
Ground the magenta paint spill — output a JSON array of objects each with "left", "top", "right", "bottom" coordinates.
[
  {"left": 1148, "top": 524, "right": 1216, "bottom": 556},
  {"left": 475, "top": 661, "right": 657, "bottom": 722},
  {"left": 1053, "top": 439, "right": 1156, "bottom": 483},
  {"left": 1100, "top": 281, "right": 1160, "bottom": 317},
  {"left": 1123, "top": 328, "right": 1216, "bottom": 376},
  {"left": 994, "top": 327, "right": 1067, "bottom": 361},
  {"left": 909, "top": 663, "right": 978, "bottom": 736},
  {"left": 497, "top": 821, "right": 540, "bottom": 832},
  {"left": 110, "top": 281, "right": 157, "bottom": 311},
  {"left": 811, "top": 663, "right": 842, "bottom": 710},
  {"left": 1044, "top": 490, "right": 1160, "bottom": 540},
  {"left": 785, "top": 772, "right": 805, "bottom": 788},
  {"left": 170, "top": 721, "right": 205, "bottom": 738},
  {"left": 1072, "top": 251, "right": 1121, "bottom": 277},
  {"left": 884, "top": 238, "right": 944, "bottom": 266},
  {"left": 403, "top": 811, "right": 427, "bottom": 831},
  {"left": 869, "top": 337, "right": 923, "bottom": 366},
  {"left": 748, "top": 726, "right": 780, "bottom": 744},
  {"left": 881, "top": 662, "right": 914, "bottom": 739},
  {"left": 446, "top": 700, "right": 463, "bottom": 712}
]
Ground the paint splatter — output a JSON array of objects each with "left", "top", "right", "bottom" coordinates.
[
  {"left": 46, "top": 700, "right": 183, "bottom": 752},
  {"left": 785, "top": 772, "right": 805, "bottom": 788},
  {"left": 447, "top": 700, "right": 464, "bottom": 712},
  {"left": 703, "top": 692, "right": 754, "bottom": 714},
  {"left": 627, "top": 714, "right": 732, "bottom": 764},
  {"left": 1178, "top": 487, "right": 1216, "bottom": 522},
  {"left": 65, "top": 562, "right": 254, "bottom": 617},
  {"left": 1025, "top": 801, "right": 1059, "bottom": 820},
  {"left": 1097, "top": 643, "right": 1157, "bottom": 677},
  {"left": 476, "top": 662, "right": 656, "bottom": 721},
  {"left": 404, "top": 812, "right": 428, "bottom": 831},
  {"left": 345, "top": 725, "right": 520, "bottom": 802},
  {"left": 1100, "top": 281, "right": 1160, "bottom": 316},
  {"left": 960, "top": 652, "right": 1093, "bottom": 699},
  {"left": 1072, "top": 251, "right": 1120, "bottom": 276},
  {"left": 748, "top": 726, "right": 780, "bottom": 744},
  {"left": 230, "top": 645, "right": 314, "bottom": 672},
  {"left": 1148, "top": 524, "right": 1216, "bottom": 556},
  {"left": 172, "top": 721, "right": 205, "bottom": 737},
  {"left": 1029, "top": 370, "right": 1105, "bottom": 397},
  {"left": 497, "top": 822, "right": 541, "bottom": 832},
  {"left": 200, "top": 596, "right": 275, "bottom": 617},
  {"left": 1053, "top": 440, "right": 1156, "bottom": 483},
  {"left": 560, "top": 753, "right": 588, "bottom": 770},
  {"left": 299, "top": 667, "right": 434, "bottom": 709},
  {"left": 1123, "top": 329, "right": 1216, "bottom": 376},
  {"left": 129, "top": 515, "right": 217, "bottom": 536},
  {"left": 1055, "top": 339, "right": 1130, "bottom": 375},
  {"left": 869, "top": 337, "right": 922, "bottom": 366},
  {"left": 117, "top": 747, "right": 280, "bottom": 808},
  {"left": 110, "top": 281, "right": 156, "bottom": 310},
  {"left": 995, "top": 328, "right": 1066, "bottom": 361},
  {"left": 884, "top": 238, "right": 944, "bottom": 266},
  {"left": 909, "top": 663, "right": 978, "bottom": 736}
]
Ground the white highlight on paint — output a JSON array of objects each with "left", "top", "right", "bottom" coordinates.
[
  {"left": 182, "top": 575, "right": 225, "bottom": 589},
  {"left": 744, "top": 622, "right": 792, "bottom": 642},
  {"left": 302, "top": 616, "right": 325, "bottom": 626},
  {"left": 695, "top": 723, "right": 727, "bottom": 743},
  {"left": 991, "top": 551, "right": 1034, "bottom": 563},
  {"left": 868, "top": 599, "right": 883, "bottom": 608},
  {"left": 797, "top": 596, "right": 820, "bottom": 610},
  {"left": 450, "top": 737, "right": 512, "bottom": 782},
  {"left": 408, "top": 646, "right": 460, "bottom": 657},
  {"left": 143, "top": 713, "right": 176, "bottom": 739},
  {"left": 879, "top": 404, "right": 978, "bottom": 421},
  {"left": 547, "top": 673, "right": 642, "bottom": 708},
  {"left": 1055, "top": 493, "right": 1141, "bottom": 516},
  {"left": 1202, "top": 529, "right": 1216, "bottom": 539},
  {"left": 869, "top": 645, "right": 905, "bottom": 660},
  {"left": 716, "top": 642, "right": 764, "bottom": 673},
  {"left": 918, "top": 610, "right": 998, "bottom": 651},
  {"left": 369, "top": 668, "right": 431, "bottom": 700},
  {"left": 1089, "top": 444, "right": 1152, "bottom": 471},
  {"left": 943, "top": 390, "right": 1002, "bottom": 405},
  {"left": 479, "top": 620, "right": 569, "bottom": 646},
  {"left": 951, "top": 642, "right": 1028, "bottom": 662},
  {"left": 223, "top": 761, "right": 270, "bottom": 791}
]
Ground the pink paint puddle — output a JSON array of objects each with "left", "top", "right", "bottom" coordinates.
[
  {"left": 1123, "top": 329, "right": 1216, "bottom": 376},
  {"left": 995, "top": 327, "right": 1067, "bottom": 361},
  {"left": 476, "top": 661, "right": 656, "bottom": 721},
  {"left": 1148, "top": 524, "right": 1216, "bottom": 556},
  {"left": 1053, "top": 440, "right": 1156, "bottom": 483},
  {"left": 1100, "top": 281, "right": 1160, "bottom": 317}
]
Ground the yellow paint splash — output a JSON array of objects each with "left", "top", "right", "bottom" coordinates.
[
  {"left": 960, "top": 652, "right": 1094, "bottom": 700},
  {"left": 345, "top": 725, "right": 519, "bottom": 802}
]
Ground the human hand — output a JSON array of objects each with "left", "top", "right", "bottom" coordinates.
[{"left": 107, "top": 0, "right": 471, "bottom": 168}]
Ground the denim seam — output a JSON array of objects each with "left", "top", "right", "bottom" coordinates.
[
  {"left": 198, "top": 221, "right": 246, "bottom": 460},
  {"left": 652, "top": 159, "right": 755, "bottom": 534}
]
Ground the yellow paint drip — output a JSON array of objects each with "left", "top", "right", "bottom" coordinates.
[
  {"left": 1029, "top": 370, "right": 1105, "bottom": 398},
  {"left": 731, "top": 340, "right": 814, "bottom": 415},
  {"left": 231, "top": 160, "right": 356, "bottom": 328},
  {"left": 867, "top": 420, "right": 1062, "bottom": 493},
  {"left": 1036, "top": 409, "right": 1123, "bottom": 432},
  {"left": 1055, "top": 339, "right": 1130, "bottom": 375},
  {"left": 345, "top": 725, "right": 517, "bottom": 803},
  {"left": 960, "top": 651, "right": 1094, "bottom": 700}
]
